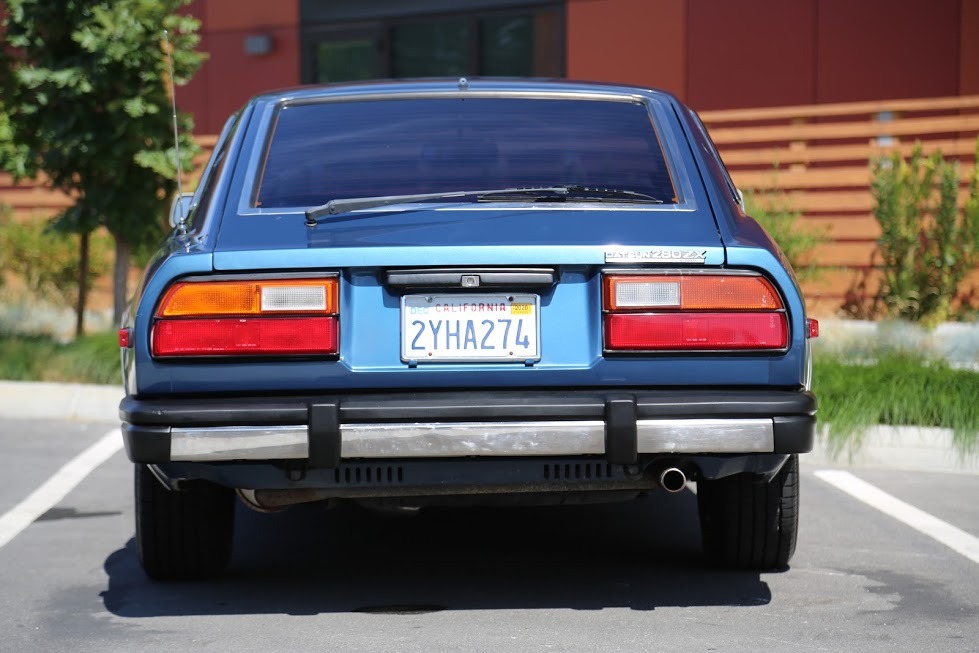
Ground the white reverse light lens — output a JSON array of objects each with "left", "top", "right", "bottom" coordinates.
[
  {"left": 615, "top": 281, "right": 681, "bottom": 308},
  {"left": 261, "top": 286, "right": 327, "bottom": 312}
]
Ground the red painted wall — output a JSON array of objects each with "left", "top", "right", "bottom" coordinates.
[
  {"left": 815, "top": 0, "right": 960, "bottom": 103},
  {"left": 181, "top": 0, "right": 300, "bottom": 133},
  {"left": 176, "top": 0, "right": 979, "bottom": 131},
  {"left": 566, "top": 0, "right": 687, "bottom": 97},
  {"left": 570, "top": 0, "right": 974, "bottom": 111},
  {"left": 686, "top": 0, "right": 817, "bottom": 110},
  {"left": 963, "top": 0, "right": 979, "bottom": 95}
]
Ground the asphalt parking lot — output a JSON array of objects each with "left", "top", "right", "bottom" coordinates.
[{"left": 0, "top": 416, "right": 976, "bottom": 653}]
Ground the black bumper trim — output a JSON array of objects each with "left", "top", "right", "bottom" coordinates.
[
  {"left": 605, "top": 396, "right": 638, "bottom": 465},
  {"left": 122, "top": 423, "right": 170, "bottom": 464},
  {"left": 120, "top": 388, "right": 816, "bottom": 425},
  {"left": 120, "top": 388, "right": 815, "bottom": 465},
  {"left": 308, "top": 402, "right": 340, "bottom": 468}
]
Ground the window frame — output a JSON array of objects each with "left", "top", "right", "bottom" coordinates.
[{"left": 235, "top": 91, "right": 700, "bottom": 218}]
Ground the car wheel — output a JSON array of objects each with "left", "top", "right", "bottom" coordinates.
[
  {"left": 134, "top": 464, "right": 235, "bottom": 580},
  {"left": 697, "top": 454, "right": 799, "bottom": 570}
]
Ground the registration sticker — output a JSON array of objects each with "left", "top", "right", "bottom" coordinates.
[{"left": 401, "top": 294, "right": 541, "bottom": 363}]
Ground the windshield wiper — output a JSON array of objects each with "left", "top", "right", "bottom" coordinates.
[
  {"left": 305, "top": 190, "right": 489, "bottom": 225},
  {"left": 305, "top": 185, "right": 663, "bottom": 226},
  {"left": 476, "top": 185, "right": 663, "bottom": 204}
]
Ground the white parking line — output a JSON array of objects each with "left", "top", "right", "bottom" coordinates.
[
  {"left": 0, "top": 428, "right": 122, "bottom": 550},
  {"left": 814, "top": 469, "right": 979, "bottom": 565}
]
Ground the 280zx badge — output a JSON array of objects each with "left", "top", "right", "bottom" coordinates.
[{"left": 604, "top": 247, "right": 709, "bottom": 264}]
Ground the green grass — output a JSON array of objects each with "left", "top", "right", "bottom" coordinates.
[
  {"left": 813, "top": 352, "right": 979, "bottom": 456},
  {"left": 0, "top": 331, "right": 119, "bottom": 385}
]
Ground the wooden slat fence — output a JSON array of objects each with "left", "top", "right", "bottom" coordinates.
[{"left": 701, "top": 95, "right": 979, "bottom": 317}]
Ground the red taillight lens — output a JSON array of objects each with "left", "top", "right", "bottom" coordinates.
[
  {"left": 605, "top": 313, "right": 788, "bottom": 350},
  {"left": 151, "top": 276, "right": 340, "bottom": 358},
  {"left": 152, "top": 317, "right": 338, "bottom": 357},
  {"left": 808, "top": 318, "right": 819, "bottom": 338},
  {"left": 603, "top": 273, "right": 788, "bottom": 352}
]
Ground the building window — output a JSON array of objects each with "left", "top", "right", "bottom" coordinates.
[
  {"left": 301, "top": 3, "right": 564, "bottom": 84},
  {"left": 315, "top": 37, "right": 378, "bottom": 83},
  {"left": 391, "top": 19, "right": 471, "bottom": 78},
  {"left": 481, "top": 15, "right": 535, "bottom": 76}
]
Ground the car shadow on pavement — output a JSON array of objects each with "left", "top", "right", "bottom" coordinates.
[{"left": 101, "top": 489, "right": 772, "bottom": 616}]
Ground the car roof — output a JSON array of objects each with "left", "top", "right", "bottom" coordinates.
[{"left": 245, "top": 77, "right": 681, "bottom": 106}]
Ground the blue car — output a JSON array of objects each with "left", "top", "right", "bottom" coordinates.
[{"left": 119, "top": 78, "right": 817, "bottom": 580}]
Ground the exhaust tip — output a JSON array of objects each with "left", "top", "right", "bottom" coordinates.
[
  {"left": 659, "top": 467, "right": 687, "bottom": 493},
  {"left": 236, "top": 488, "right": 283, "bottom": 513}
]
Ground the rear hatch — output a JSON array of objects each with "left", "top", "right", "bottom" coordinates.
[{"left": 156, "top": 202, "right": 801, "bottom": 393}]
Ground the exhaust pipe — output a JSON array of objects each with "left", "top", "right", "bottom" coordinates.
[
  {"left": 236, "top": 488, "right": 333, "bottom": 512},
  {"left": 658, "top": 467, "right": 687, "bottom": 493}
]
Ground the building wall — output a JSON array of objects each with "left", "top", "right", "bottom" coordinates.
[
  {"left": 181, "top": 0, "right": 301, "bottom": 134},
  {"left": 814, "top": 0, "right": 961, "bottom": 105},
  {"left": 565, "top": 0, "right": 978, "bottom": 111},
  {"left": 182, "top": 0, "right": 979, "bottom": 128},
  {"left": 565, "top": 0, "right": 687, "bottom": 94},
  {"left": 686, "top": 0, "right": 817, "bottom": 108},
  {"left": 962, "top": 0, "right": 979, "bottom": 95}
]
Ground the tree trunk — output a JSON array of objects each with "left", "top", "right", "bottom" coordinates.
[
  {"left": 75, "top": 231, "right": 89, "bottom": 338},
  {"left": 113, "top": 236, "right": 131, "bottom": 326}
]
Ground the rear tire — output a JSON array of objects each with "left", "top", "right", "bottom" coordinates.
[
  {"left": 135, "top": 464, "right": 235, "bottom": 580},
  {"left": 697, "top": 454, "right": 799, "bottom": 570}
]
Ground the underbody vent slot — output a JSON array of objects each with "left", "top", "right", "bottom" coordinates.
[
  {"left": 543, "top": 462, "right": 615, "bottom": 481},
  {"left": 333, "top": 464, "right": 405, "bottom": 486}
]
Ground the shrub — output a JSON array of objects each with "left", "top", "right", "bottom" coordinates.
[
  {"left": 870, "top": 140, "right": 979, "bottom": 325},
  {"left": 0, "top": 331, "right": 119, "bottom": 384},
  {"left": 0, "top": 208, "right": 111, "bottom": 307},
  {"left": 742, "top": 188, "right": 828, "bottom": 281}
]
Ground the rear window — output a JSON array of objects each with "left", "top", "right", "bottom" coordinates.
[{"left": 255, "top": 97, "right": 677, "bottom": 208}]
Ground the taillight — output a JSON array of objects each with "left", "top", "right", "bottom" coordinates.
[
  {"left": 603, "top": 273, "right": 787, "bottom": 351},
  {"left": 152, "top": 276, "right": 339, "bottom": 357}
]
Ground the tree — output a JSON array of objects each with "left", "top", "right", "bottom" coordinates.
[{"left": 0, "top": 0, "right": 204, "bottom": 330}]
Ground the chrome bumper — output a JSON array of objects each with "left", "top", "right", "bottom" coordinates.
[{"left": 169, "top": 418, "right": 775, "bottom": 462}]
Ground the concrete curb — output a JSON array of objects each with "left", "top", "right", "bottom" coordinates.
[
  {"left": 0, "top": 380, "right": 122, "bottom": 423},
  {"left": 810, "top": 425, "right": 978, "bottom": 475},
  {"left": 0, "top": 381, "right": 975, "bottom": 475}
]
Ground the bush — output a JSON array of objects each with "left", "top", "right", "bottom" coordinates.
[
  {"left": 742, "top": 188, "right": 828, "bottom": 281},
  {"left": 0, "top": 331, "right": 119, "bottom": 384},
  {"left": 870, "top": 140, "right": 979, "bottom": 325},
  {"left": 0, "top": 207, "right": 111, "bottom": 307}
]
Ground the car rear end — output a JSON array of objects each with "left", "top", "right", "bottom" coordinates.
[{"left": 120, "top": 80, "right": 816, "bottom": 579}]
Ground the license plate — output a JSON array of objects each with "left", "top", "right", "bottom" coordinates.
[{"left": 401, "top": 294, "right": 540, "bottom": 363}]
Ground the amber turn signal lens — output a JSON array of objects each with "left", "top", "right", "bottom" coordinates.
[{"left": 156, "top": 278, "right": 338, "bottom": 317}]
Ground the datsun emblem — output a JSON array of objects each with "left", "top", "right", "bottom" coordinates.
[{"left": 604, "top": 247, "right": 709, "bottom": 264}]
